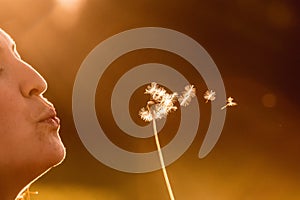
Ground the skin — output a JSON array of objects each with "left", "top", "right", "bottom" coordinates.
[{"left": 0, "top": 29, "right": 66, "bottom": 200}]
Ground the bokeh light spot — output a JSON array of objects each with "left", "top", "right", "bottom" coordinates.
[{"left": 262, "top": 93, "right": 277, "bottom": 108}]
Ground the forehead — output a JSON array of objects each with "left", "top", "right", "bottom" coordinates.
[{"left": 0, "top": 29, "right": 14, "bottom": 49}]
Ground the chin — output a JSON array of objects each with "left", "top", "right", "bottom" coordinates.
[
  {"left": 38, "top": 134, "right": 66, "bottom": 172},
  {"left": 54, "top": 146, "right": 66, "bottom": 167},
  {"left": 49, "top": 139, "right": 66, "bottom": 167}
]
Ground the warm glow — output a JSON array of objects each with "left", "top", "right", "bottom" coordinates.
[
  {"left": 56, "top": 0, "right": 86, "bottom": 11},
  {"left": 50, "top": 0, "right": 86, "bottom": 29}
]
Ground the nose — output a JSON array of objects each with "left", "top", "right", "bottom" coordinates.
[{"left": 18, "top": 61, "right": 48, "bottom": 97}]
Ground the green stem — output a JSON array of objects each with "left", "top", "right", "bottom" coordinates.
[{"left": 152, "top": 117, "right": 175, "bottom": 200}]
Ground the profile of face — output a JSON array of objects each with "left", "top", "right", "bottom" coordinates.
[{"left": 0, "top": 29, "right": 65, "bottom": 199}]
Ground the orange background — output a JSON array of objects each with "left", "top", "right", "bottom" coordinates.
[{"left": 1, "top": 0, "right": 299, "bottom": 199}]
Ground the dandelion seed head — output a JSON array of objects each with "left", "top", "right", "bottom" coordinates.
[
  {"left": 145, "top": 82, "right": 158, "bottom": 95},
  {"left": 139, "top": 107, "right": 153, "bottom": 122},
  {"left": 161, "top": 92, "right": 177, "bottom": 105},
  {"left": 153, "top": 104, "right": 168, "bottom": 119},
  {"left": 154, "top": 103, "right": 177, "bottom": 119},
  {"left": 145, "top": 82, "right": 169, "bottom": 102},
  {"left": 140, "top": 82, "right": 196, "bottom": 121},
  {"left": 152, "top": 88, "right": 166, "bottom": 101}
]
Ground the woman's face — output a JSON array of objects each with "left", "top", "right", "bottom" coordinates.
[{"left": 0, "top": 29, "right": 65, "bottom": 180}]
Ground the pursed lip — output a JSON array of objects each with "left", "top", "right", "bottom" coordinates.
[{"left": 38, "top": 108, "right": 60, "bottom": 129}]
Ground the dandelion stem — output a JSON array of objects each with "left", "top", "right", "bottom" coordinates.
[{"left": 152, "top": 116, "right": 175, "bottom": 200}]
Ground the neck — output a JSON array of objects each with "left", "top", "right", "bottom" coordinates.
[
  {"left": 0, "top": 180, "right": 28, "bottom": 200},
  {"left": 0, "top": 168, "right": 33, "bottom": 200},
  {"left": 0, "top": 160, "right": 53, "bottom": 200}
]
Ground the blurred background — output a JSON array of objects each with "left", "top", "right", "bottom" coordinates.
[{"left": 1, "top": 0, "right": 299, "bottom": 199}]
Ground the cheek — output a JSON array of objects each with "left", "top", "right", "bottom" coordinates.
[
  {"left": 0, "top": 89, "right": 36, "bottom": 162},
  {"left": 0, "top": 96, "right": 29, "bottom": 140}
]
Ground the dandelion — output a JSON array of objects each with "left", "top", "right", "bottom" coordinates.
[
  {"left": 139, "top": 82, "right": 196, "bottom": 200},
  {"left": 145, "top": 82, "right": 167, "bottom": 102},
  {"left": 221, "top": 97, "right": 237, "bottom": 110},
  {"left": 203, "top": 89, "right": 216, "bottom": 103}
]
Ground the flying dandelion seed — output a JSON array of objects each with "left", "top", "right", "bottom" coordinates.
[
  {"left": 178, "top": 85, "right": 196, "bottom": 106},
  {"left": 221, "top": 97, "right": 237, "bottom": 110},
  {"left": 203, "top": 89, "right": 216, "bottom": 103}
]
